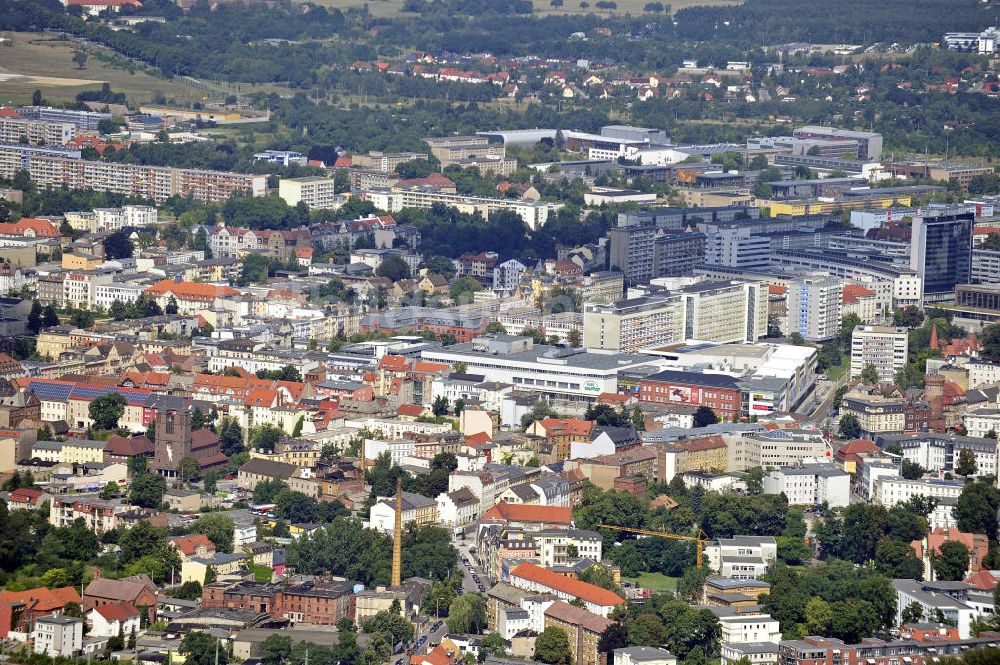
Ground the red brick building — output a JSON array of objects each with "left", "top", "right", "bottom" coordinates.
[
  {"left": 639, "top": 370, "right": 742, "bottom": 420},
  {"left": 202, "top": 579, "right": 356, "bottom": 624}
]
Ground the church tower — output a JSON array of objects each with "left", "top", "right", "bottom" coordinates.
[{"left": 151, "top": 395, "right": 193, "bottom": 477}]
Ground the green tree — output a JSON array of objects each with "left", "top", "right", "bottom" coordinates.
[
  {"left": 838, "top": 414, "right": 862, "bottom": 439},
  {"left": 931, "top": 541, "right": 970, "bottom": 581},
  {"left": 192, "top": 513, "right": 235, "bottom": 553},
  {"left": 42, "top": 304, "right": 59, "bottom": 328},
  {"left": 804, "top": 597, "right": 832, "bottom": 635},
  {"left": 89, "top": 393, "right": 127, "bottom": 430},
  {"left": 901, "top": 602, "right": 924, "bottom": 624},
  {"left": 179, "top": 456, "right": 201, "bottom": 482},
  {"left": 450, "top": 276, "right": 483, "bottom": 302},
  {"left": 534, "top": 626, "right": 573, "bottom": 665},
  {"left": 874, "top": 539, "right": 924, "bottom": 580},
  {"left": 27, "top": 300, "right": 42, "bottom": 334},
  {"left": 129, "top": 473, "right": 166, "bottom": 508},
  {"left": 72, "top": 50, "right": 88, "bottom": 69},
  {"left": 447, "top": 592, "right": 487, "bottom": 633},
  {"left": 375, "top": 255, "right": 411, "bottom": 282},
  {"left": 362, "top": 603, "right": 414, "bottom": 645},
  {"left": 829, "top": 599, "right": 879, "bottom": 644},
  {"left": 180, "top": 631, "right": 228, "bottom": 665},
  {"left": 859, "top": 364, "right": 880, "bottom": 385},
  {"left": 100, "top": 481, "right": 121, "bottom": 499},
  {"left": 432, "top": 395, "right": 450, "bottom": 417},
  {"left": 692, "top": 406, "right": 718, "bottom": 428},
  {"left": 955, "top": 478, "right": 1000, "bottom": 541},
  {"left": 260, "top": 634, "right": 292, "bottom": 665},
  {"left": 956, "top": 448, "right": 978, "bottom": 478}
]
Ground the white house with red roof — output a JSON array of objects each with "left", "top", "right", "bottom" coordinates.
[
  {"left": 64, "top": 0, "right": 141, "bottom": 15},
  {"left": 87, "top": 602, "right": 140, "bottom": 638}
]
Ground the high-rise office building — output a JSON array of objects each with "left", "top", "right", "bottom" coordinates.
[
  {"left": 608, "top": 225, "right": 705, "bottom": 285},
  {"left": 910, "top": 208, "right": 973, "bottom": 302}
]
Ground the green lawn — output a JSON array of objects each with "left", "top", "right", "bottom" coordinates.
[
  {"left": 250, "top": 563, "right": 273, "bottom": 583},
  {"left": 827, "top": 359, "right": 849, "bottom": 381},
  {"left": 623, "top": 572, "right": 679, "bottom": 592}
]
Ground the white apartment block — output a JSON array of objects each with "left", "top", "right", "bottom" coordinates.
[
  {"left": 63, "top": 270, "right": 113, "bottom": 308},
  {"left": 534, "top": 529, "right": 603, "bottom": 567},
  {"left": 362, "top": 438, "right": 415, "bottom": 465},
  {"left": 728, "top": 429, "right": 831, "bottom": 472},
  {"left": 967, "top": 360, "right": 1000, "bottom": 389},
  {"left": 33, "top": 616, "right": 83, "bottom": 657},
  {"left": 278, "top": 176, "right": 341, "bottom": 210},
  {"left": 94, "top": 206, "right": 158, "bottom": 231},
  {"left": 762, "top": 463, "right": 850, "bottom": 508},
  {"left": 718, "top": 614, "right": 782, "bottom": 645},
  {"left": 364, "top": 187, "right": 560, "bottom": 231},
  {"left": 891, "top": 434, "right": 997, "bottom": 478},
  {"left": 850, "top": 325, "right": 908, "bottom": 384},
  {"left": 0, "top": 117, "right": 75, "bottom": 146},
  {"left": 95, "top": 282, "right": 145, "bottom": 309},
  {"left": 874, "top": 477, "right": 964, "bottom": 507},
  {"left": 964, "top": 407, "right": 1000, "bottom": 439},
  {"left": 704, "top": 536, "right": 777, "bottom": 580},
  {"left": 786, "top": 273, "right": 842, "bottom": 341}
]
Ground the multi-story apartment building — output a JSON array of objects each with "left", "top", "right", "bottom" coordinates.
[
  {"left": 762, "top": 463, "right": 850, "bottom": 508},
  {"left": 0, "top": 117, "right": 75, "bottom": 146},
  {"left": 878, "top": 432, "right": 997, "bottom": 478},
  {"left": 62, "top": 270, "right": 113, "bottom": 308},
  {"left": 17, "top": 106, "right": 111, "bottom": 131},
  {"left": 364, "top": 187, "right": 560, "bottom": 231},
  {"left": 608, "top": 225, "right": 706, "bottom": 285},
  {"left": 423, "top": 136, "right": 504, "bottom": 165},
  {"left": 509, "top": 563, "right": 624, "bottom": 617},
  {"left": 0, "top": 148, "right": 266, "bottom": 203},
  {"left": 729, "top": 429, "right": 831, "bottom": 472},
  {"left": 874, "top": 477, "right": 963, "bottom": 508},
  {"left": 786, "top": 273, "right": 842, "bottom": 341},
  {"left": 352, "top": 151, "right": 429, "bottom": 172},
  {"left": 277, "top": 176, "right": 341, "bottom": 210},
  {"left": 850, "top": 325, "right": 908, "bottom": 384},
  {"left": 583, "top": 295, "right": 681, "bottom": 352},
  {"left": 49, "top": 497, "right": 124, "bottom": 534},
  {"left": 533, "top": 529, "right": 603, "bottom": 567},
  {"left": 583, "top": 280, "right": 766, "bottom": 352},
  {"left": 32, "top": 616, "right": 83, "bottom": 657},
  {"left": 840, "top": 390, "right": 906, "bottom": 435},
  {"left": 704, "top": 536, "right": 777, "bottom": 579},
  {"left": 543, "top": 601, "right": 614, "bottom": 665},
  {"left": 95, "top": 282, "right": 145, "bottom": 309}
]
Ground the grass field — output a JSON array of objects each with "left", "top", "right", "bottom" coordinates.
[
  {"left": 624, "top": 572, "right": 679, "bottom": 592},
  {"left": 0, "top": 32, "right": 205, "bottom": 106},
  {"left": 312, "top": 0, "right": 739, "bottom": 18},
  {"left": 827, "top": 359, "right": 849, "bottom": 381}
]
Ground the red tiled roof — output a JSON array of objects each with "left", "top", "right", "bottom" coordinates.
[
  {"left": 842, "top": 284, "right": 876, "bottom": 304},
  {"left": 397, "top": 404, "right": 426, "bottom": 417},
  {"left": 0, "top": 587, "right": 80, "bottom": 613},
  {"left": 481, "top": 502, "right": 572, "bottom": 525},
  {"left": 94, "top": 602, "right": 140, "bottom": 622},
  {"left": 145, "top": 279, "right": 239, "bottom": 299},
  {"left": 510, "top": 563, "right": 624, "bottom": 607},
  {"left": 377, "top": 355, "right": 409, "bottom": 372},
  {"left": 465, "top": 432, "right": 492, "bottom": 446},
  {"left": 168, "top": 534, "right": 215, "bottom": 556},
  {"left": 537, "top": 418, "right": 594, "bottom": 438}
]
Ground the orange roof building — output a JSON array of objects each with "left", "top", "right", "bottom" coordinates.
[
  {"left": 480, "top": 501, "right": 572, "bottom": 526},
  {"left": 509, "top": 563, "right": 624, "bottom": 615},
  {"left": 144, "top": 279, "right": 239, "bottom": 312}
]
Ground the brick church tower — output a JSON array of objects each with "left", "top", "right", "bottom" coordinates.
[{"left": 151, "top": 395, "right": 192, "bottom": 477}]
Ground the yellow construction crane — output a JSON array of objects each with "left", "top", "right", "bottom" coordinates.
[{"left": 599, "top": 525, "right": 710, "bottom": 568}]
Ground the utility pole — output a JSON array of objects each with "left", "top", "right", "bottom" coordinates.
[{"left": 215, "top": 638, "right": 219, "bottom": 665}]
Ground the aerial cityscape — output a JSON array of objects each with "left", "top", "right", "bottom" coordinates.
[{"left": 0, "top": 1, "right": 999, "bottom": 665}]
